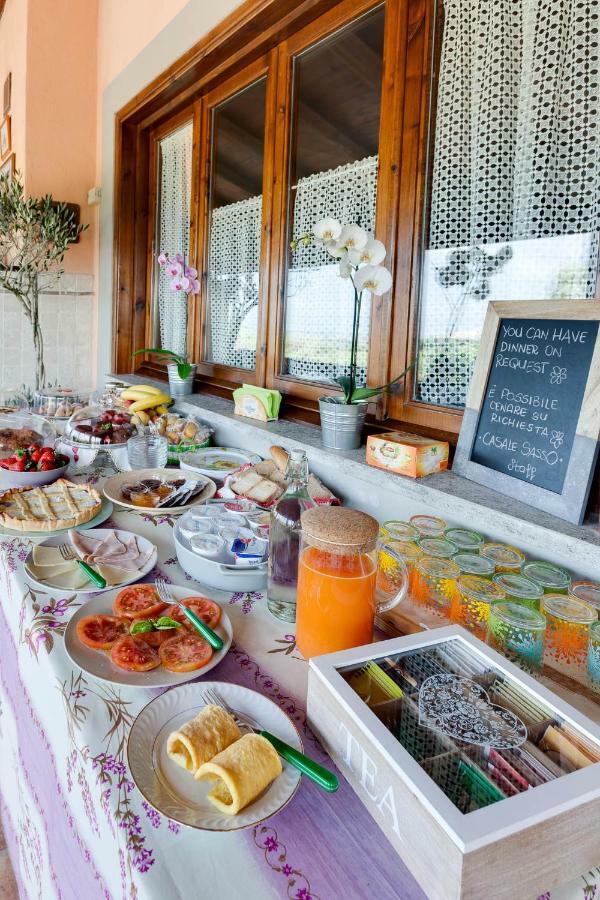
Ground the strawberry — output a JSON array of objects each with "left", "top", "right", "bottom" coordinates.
[{"left": 38, "top": 459, "right": 56, "bottom": 471}]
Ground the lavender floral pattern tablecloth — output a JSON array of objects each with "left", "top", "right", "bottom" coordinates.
[{"left": 0, "top": 462, "right": 596, "bottom": 900}]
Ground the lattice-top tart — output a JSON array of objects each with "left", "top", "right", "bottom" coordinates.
[{"left": 0, "top": 478, "right": 102, "bottom": 532}]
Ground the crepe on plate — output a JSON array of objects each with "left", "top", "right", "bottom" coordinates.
[
  {"left": 167, "top": 704, "right": 241, "bottom": 773},
  {"left": 195, "top": 733, "right": 282, "bottom": 816}
]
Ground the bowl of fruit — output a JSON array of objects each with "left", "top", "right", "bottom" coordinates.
[{"left": 0, "top": 445, "right": 70, "bottom": 488}]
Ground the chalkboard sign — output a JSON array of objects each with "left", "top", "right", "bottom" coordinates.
[{"left": 454, "top": 302, "right": 600, "bottom": 524}]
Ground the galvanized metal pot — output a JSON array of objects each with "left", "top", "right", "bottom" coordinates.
[
  {"left": 318, "top": 398, "right": 368, "bottom": 450},
  {"left": 167, "top": 363, "right": 197, "bottom": 397}
]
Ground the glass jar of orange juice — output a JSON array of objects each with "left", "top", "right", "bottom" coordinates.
[{"left": 296, "top": 508, "right": 408, "bottom": 659}]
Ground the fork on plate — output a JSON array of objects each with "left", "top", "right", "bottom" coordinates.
[
  {"left": 155, "top": 577, "right": 224, "bottom": 651},
  {"left": 58, "top": 543, "right": 107, "bottom": 589},
  {"left": 203, "top": 686, "right": 339, "bottom": 793}
]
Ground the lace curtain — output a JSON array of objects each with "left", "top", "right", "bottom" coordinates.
[
  {"left": 415, "top": 0, "right": 600, "bottom": 407},
  {"left": 156, "top": 122, "right": 193, "bottom": 357},
  {"left": 283, "top": 155, "right": 379, "bottom": 383},
  {"left": 206, "top": 195, "right": 262, "bottom": 369}
]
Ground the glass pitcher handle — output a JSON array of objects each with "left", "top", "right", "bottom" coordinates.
[{"left": 375, "top": 542, "right": 409, "bottom": 613}]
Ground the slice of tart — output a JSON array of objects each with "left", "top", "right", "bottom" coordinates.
[{"left": 0, "top": 478, "right": 102, "bottom": 532}]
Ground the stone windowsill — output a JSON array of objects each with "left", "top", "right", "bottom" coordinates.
[{"left": 115, "top": 375, "right": 600, "bottom": 579}]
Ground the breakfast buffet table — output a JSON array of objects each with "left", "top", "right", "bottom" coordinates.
[{"left": 0, "top": 460, "right": 596, "bottom": 900}]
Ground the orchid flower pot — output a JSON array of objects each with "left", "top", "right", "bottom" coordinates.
[
  {"left": 167, "top": 363, "right": 197, "bottom": 397},
  {"left": 318, "top": 398, "right": 368, "bottom": 451}
]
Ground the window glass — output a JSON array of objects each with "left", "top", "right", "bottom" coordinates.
[
  {"left": 155, "top": 121, "right": 193, "bottom": 356},
  {"left": 282, "top": 7, "right": 385, "bottom": 385},
  {"left": 204, "top": 78, "right": 266, "bottom": 369},
  {"left": 415, "top": 0, "right": 600, "bottom": 409}
]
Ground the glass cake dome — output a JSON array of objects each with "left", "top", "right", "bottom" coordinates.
[{"left": 65, "top": 404, "right": 137, "bottom": 446}]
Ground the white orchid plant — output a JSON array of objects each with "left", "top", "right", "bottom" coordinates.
[{"left": 291, "top": 217, "right": 411, "bottom": 404}]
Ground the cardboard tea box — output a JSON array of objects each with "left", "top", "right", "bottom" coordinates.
[{"left": 366, "top": 431, "right": 449, "bottom": 477}]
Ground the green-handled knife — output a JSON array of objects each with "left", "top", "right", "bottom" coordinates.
[
  {"left": 204, "top": 687, "right": 339, "bottom": 793},
  {"left": 155, "top": 577, "right": 224, "bottom": 651}
]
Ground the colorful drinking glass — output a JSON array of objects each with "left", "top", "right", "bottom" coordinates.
[
  {"left": 444, "top": 528, "right": 485, "bottom": 552},
  {"left": 452, "top": 553, "right": 495, "bottom": 579},
  {"left": 381, "top": 521, "right": 420, "bottom": 544},
  {"left": 409, "top": 514, "right": 447, "bottom": 537},
  {"left": 480, "top": 542, "right": 526, "bottom": 574},
  {"left": 542, "top": 594, "right": 597, "bottom": 677},
  {"left": 453, "top": 575, "right": 506, "bottom": 638},
  {"left": 570, "top": 580, "right": 600, "bottom": 614},
  {"left": 411, "top": 556, "right": 460, "bottom": 619},
  {"left": 522, "top": 561, "right": 571, "bottom": 595},
  {"left": 417, "top": 537, "right": 457, "bottom": 559},
  {"left": 387, "top": 540, "right": 424, "bottom": 603},
  {"left": 488, "top": 601, "right": 546, "bottom": 673},
  {"left": 587, "top": 621, "right": 600, "bottom": 694},
  {"left": 492, "top": 573, "right": 544, "bottom": 611}
]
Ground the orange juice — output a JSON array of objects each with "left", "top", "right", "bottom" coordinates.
[{"left": 296, "top": 546, "right": 377, "bottom": 658}]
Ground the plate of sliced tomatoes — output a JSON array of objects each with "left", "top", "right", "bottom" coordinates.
[{"left": 64, "top": 583, "right": 233, "bottom": 687}]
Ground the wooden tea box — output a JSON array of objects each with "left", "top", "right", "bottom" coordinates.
[{"left": 307, "top": 626, "right": 600, "bottom": 900}]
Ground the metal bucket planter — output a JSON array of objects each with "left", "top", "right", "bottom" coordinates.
[
  {"left": 318, "top": 398, "right": 368, "bottom": 450},
  {"left": 167, "top": 363, "right": 197, "bottom": 397}
]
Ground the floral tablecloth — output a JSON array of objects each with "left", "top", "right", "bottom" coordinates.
[{"left": 0, "top": 461, "right": 596, "bottom": 900}]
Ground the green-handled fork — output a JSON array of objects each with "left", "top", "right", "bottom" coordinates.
[
  {"left": 203, "top": 687, "right": 339, "bottom": 793},
  {"left": 155, "top": 578, "right": 223, "bottom": 651},
  {"left": 59, "top": 543, "right": 107, "bottom": 589}
]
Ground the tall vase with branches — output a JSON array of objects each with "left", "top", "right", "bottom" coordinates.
[{"left": 0, "top": 174, "right": 86, "bottom": 390}]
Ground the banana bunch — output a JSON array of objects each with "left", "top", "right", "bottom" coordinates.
[{"left": 121, "top": 384, "right": 173, "bottom": 426}]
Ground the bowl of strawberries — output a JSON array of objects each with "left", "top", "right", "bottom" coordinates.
[{"left": 0, "top": 445, "right": 70, "bottom": 489}]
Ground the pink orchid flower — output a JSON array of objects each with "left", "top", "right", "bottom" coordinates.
[
  {"left": 166, "top": 262, "right": 182, "bottom": 279},
  {"left": 190, "top": 278, "right": 200, "bottom": 293},
  {"left": 184, "top": 265, "right": 198, "bottom": 279},
  {"left": 174, "top": 253, "right": 185, "bottom": 265},
  {"left": 157, "top": 252, "right": 167, "bottom": 267}
]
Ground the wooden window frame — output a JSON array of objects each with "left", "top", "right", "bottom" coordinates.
[{"left": 112, "top": 0, "right": 459, "bottom": 440}]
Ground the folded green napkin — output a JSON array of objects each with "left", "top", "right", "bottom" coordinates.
[{"left": 233, "top": 385, "right": 282, "bottom": 421}]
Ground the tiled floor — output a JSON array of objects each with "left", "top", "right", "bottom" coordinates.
[{"left": 0, "top": 818, "right": 19, "bottom": 900}]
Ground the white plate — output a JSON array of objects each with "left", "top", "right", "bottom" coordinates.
[
  {"left": 179, "top": 447, "right": 261, "bottom": 479},
  {"left": 64, "top": 584, "right": 233, "bottom": 688},
  {"left": 127, "top": 681, "right": 302, "bottom": 831},
  {"left": 23, "top": 528, "right": 157, "bottom": 594},
  {"left": 103, "top": 468, "right": 216, "bottom": 515},
  {"left": 0, "top": 497, "right": 114, "bottom": 539}
]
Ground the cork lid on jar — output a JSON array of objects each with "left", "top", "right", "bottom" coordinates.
[{"left": 300, "top": 507, "right": 379, "bottom": 554}]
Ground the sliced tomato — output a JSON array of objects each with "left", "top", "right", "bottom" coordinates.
[
  {"left": 159, "top": 632, "right": 213, "bottom": 673},
  {"left": 166, "top": 596, "right": 222, "bottom": 631},
  {"left": 140, "top": 628, "right": 178, "bottom": 648},
  {"left": 76, "top": 614, "right": 129, "bottom": 650},
  {"left": 110, "top": 635, "right": 160, "bottom": 672},
  {"left": 113, "top": 584, "right": 167, "bottom": 620}
]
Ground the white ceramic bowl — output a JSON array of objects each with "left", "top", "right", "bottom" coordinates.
[
  {"left": 0, "top": 460, "right": 69, "bottom": 490},
  {"left": 174, "top": 520, "right": 267, "bottom": 592}
]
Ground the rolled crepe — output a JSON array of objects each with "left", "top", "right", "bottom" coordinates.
[
  {"left": 195, "top": 733, "right": 282, "bottom": 815},
  {"left": 166, "top": 705, "right": 240, "bottom": 774}
]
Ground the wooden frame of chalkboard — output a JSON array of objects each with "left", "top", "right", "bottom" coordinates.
[{"left": 454, "top": 301, "right": 600, "bottom": 524}]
